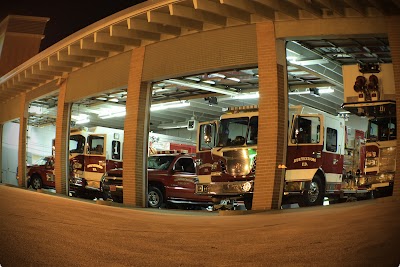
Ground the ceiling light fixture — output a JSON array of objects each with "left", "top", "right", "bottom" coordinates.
[
  {"left": 157, "top": 121, "right": 188, "bottom": 129},
  {"left": 99, "top": 111, "right": 126, "bottom": 119},
  {"left": 151, "top": 100, "right": 190, "bottom": 111},
  {"left": 164, "top": 79, "right": 239, "bottom": 96},
  {"left": 231, "top": 92, "right": 259, "bottom": 100},
  {"left": 227, "top": 77, "right": 240, "bottom": 82}
]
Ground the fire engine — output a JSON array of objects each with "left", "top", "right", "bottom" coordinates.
[
  {"left": 69, "top": 126, "right": 124, "bottom": 198},
  {"left": 194, "top": 105, "right": 374, "bottom": 210},
  {"left": 342, "top": 100, "right": 395, "bottom": 198}
]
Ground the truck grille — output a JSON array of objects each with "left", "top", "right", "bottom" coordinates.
[
  {"left": 223, "top": 150, "right": 252, "bottom": 176},
  {"left": 104, "top": 176, "right": 123, "bottom": 186},
  {"left": 380, "top": 147, "right": 396, "bottom": 172}
]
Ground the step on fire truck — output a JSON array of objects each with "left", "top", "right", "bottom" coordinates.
[{"left": 195, "top": 105, "right": 374, "bottom": 210}]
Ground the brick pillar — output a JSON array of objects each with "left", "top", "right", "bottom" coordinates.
[
  {"left": 54, "top": 79, "right": 71, "bottom": 195},
  {"left": 18, "top": 93, "right": 28, "bottom": 187},
  {"left": 387, "top": 16, "right": 400, "bottom": 198},
  {"left": 0, "top": 123, "right": 3, "bottom": 183},
  {"left": 123, "top": 47, "right": 151, "bottom": 207},
  {"left": 252, "top": 22, "right": 288, "bottom": 210}
]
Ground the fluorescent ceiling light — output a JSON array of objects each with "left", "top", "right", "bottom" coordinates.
[
  {"left": 99, "top": 111, "right": 126, "bottom": 119},
  {"left": 164, "top": 79, "right": 239, "bottom": 96},
  {"left": 96, "top": 97, "right": 107, "bottom": 101},
  {"left": 227, "top": 77, "right": 240, "bottom": 82},
  {"left": 157, "top": 121, "right": 188, "bottom": 129},
  {"left": 289, "top": 58, "right": 329, "bottom": 66},
  {"left": 232, "top": 92, "right": 259, "bottom": 100},
  {"left": 75, "top": 119, "right": 90, "bottom": 124},
  {"left": 151, "top": 101, "right": 190, "bottom": 111},
  {"left": 72, "top": 114, "right": 90, "bottom": 124},
  {"left": 209, "top": 73, "right": 226, "bottom": 79},
  {"left": 202, "top": 80, "right": 216, "bottom": 85},
  {"left": 318, "top": 87, "right": 334, "bottom": 94},
  {"left": 108, "top": 98, "right": 119, "bottom": 103}
]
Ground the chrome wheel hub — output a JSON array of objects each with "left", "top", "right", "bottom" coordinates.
[{"left": 308, "top": 181, "right": 319, "bottom": 203}]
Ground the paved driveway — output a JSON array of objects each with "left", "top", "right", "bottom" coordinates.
[{"left": 0, "top": 184, "right": 399, "bottom": 267}]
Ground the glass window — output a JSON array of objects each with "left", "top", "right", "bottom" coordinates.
[
  {"left": 217, "top": 117, "right": 249, "bottom": 147},
  {"left": 368, "top": 117, "right": 396, "bottom": 142},
  {"left": 291, "top": 116, "right": 320, "bottom": 144},
  {"left": 247, "top": 116, "right": 258, "bottom": 145},
  {"left": 326, "top": 127, "right": 338, "bottom": 152},
  {"left": 112, "top": 141, "right": 121, "bottom": 160},
  {"left": 148, "top": 155, "right": 175, "bottom": 170},
  {"left": 174, "top": 158, "right": 195, "bottom": 173},
  {"left": 70, "top": 135, "right": 85, "bottom": 153},
  {"left": 88, "top": 135, "right": 105, "bottom": 155}
]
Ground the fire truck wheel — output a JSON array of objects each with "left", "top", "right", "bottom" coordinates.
[
  {"left": 31, "top": 175, "right": 42, "bottom": 190},
  {"left": 299, "top": 175, "right": 324, "bottom": 207},
  {"left": 244, "top": 194, "right": 253, "bottom": 210},
  {"left": 148, "top": 186, "right": 163, "bottom": 208}
]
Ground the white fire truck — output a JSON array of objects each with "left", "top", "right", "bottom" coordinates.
[
  {"left": 69, "top": 126, "right": 124, "bottom": 198},
  {"left": 195, "top": 105, "right": 374, "bottom": 209}
]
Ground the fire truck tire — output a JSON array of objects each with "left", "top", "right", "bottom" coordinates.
[
  {"left": 31, "top": 175, "right": 42, "bottom": 190},
  {"left": 299, "top": 175, "right": 324, "bottom": 207},
  {"left": 148, "top": 186, "right": 163, "bottom": 208},
  {"left": 244, "top": 194, "right": 253, "bottom": 210}
]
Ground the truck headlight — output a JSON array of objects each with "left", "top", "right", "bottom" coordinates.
[{"left": 242, "top": 182, "right": 252, "bottom": 192}]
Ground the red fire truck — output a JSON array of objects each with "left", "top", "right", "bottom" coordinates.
[{"left": 195, "top": 105, "right": 375, "bottom": 210}]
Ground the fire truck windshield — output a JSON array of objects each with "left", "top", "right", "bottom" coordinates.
[
  {"left": 216, "top": 116, "right": 258, "bottom": 147},
  {"left": 70, "top": 134, "right": 85, "bottom": 153},
  {"left": 367, "top": 117, "right": 396, "bottom": 142}
]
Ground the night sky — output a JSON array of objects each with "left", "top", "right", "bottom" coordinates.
[{"left": 1, "top": 0, "right": 147, "bottom": 51}]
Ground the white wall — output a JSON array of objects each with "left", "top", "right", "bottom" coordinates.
[
  {"left": 2, "top": 122, "right": 19, "bottom": 186},
  {"left": 26, "top": 124, "right": 56, "bottom": 164}
]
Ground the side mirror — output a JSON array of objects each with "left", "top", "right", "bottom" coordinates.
[{"left": 204, "top": 124, "right": 212, "bottom": 144}]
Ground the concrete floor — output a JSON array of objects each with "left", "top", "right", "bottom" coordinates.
[{"left": 0, "top": 184, "right": 399, "bottom": 267}]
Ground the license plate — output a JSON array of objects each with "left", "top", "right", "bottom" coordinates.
[{"left": 109, "top": 185, "right": 116, "bottom": 192}]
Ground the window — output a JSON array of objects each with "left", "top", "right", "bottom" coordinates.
[
  {"left": 70, "top": 135, "right": 85, "bottom": 153},
  {"left": 291, "top": 116, "right": 320, "bottom": 144},
  {"left": 326, "top": 127, "right": 338, "bottom": 152},
  {"left": 174, "top": 158, "right": 195, "bottom": 173},
  {"left": 88, "top": 135, "right": 105, "bottom": 155},
  {"left": 112, "top": 141, "right": 121, "bottom": 160},
  {"left": 148, "top": 155, "right": 175, "bottom": 170},
  {"left": 217, "top": 117, "right": 249, "bottom": 147},
  {"left": 247, "top": 116, "right": 258, "bottom": 145}
]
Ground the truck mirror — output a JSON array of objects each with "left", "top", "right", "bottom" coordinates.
[{"left": 204, "top": 124, "right": 212, "bottom": 143}]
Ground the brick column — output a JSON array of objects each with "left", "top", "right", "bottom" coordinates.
[
  {"left": 387, "top": 16, "right": 400, "bottom": 198},
  {"left": 252, "top": 22, "right": 288, "bottom": 210},
  {"left": 17, "top": 93, "right": 28, "bottom": 187},
  {"left": 54, "top": 79, "right": 71, "bottom": 195},
  {"left": 123, "top": 47, "right": 151, "bottom": 207},
  {"left": 0, "top": 123, "right": 3, "bottom": 183}
]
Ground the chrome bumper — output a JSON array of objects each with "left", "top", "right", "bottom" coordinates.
[{"left": 195, "top": 181, "right": 254, "bottom": 195}]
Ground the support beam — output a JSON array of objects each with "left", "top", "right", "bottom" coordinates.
[
  {"left": 110, "top": 25, "right": 161, "bottom": 41},
  {"left": 313, "top": 0, "right": 345, "bottom": 16},
  {"left": 81, "top": 36, "right": 125, "bottom": 52},
  {"left": 193, "top": 0, "right": 251, "bottom": 23},
  {"left": 220, "top": 0, "right": 275, "bottom": 20},
  {"left": 39, "top": 60, "right": 71, "bottom": 73},
  {"left": 48, "top": 55, "right": 83, "bottom": 68},
  {"left": 68, "top": 45, "right": 109, "bottom": 58},
  {"left": 127, "top": 18, "right": 181, "bottom": 36},
  {"left": 57, "top": 50, "right": 96, "bottom": 63},
  {"left": 344, "top": 0, "right": 367, "bottom": 16},
  {"left": 95, "top": 32, "right": 141, "bottom": 47},
  {"left": 288, "top": 0, "right": 323, "bottom": 17},
  {"left": 255, "top": 0, "right": 299, "bottom": 19},
  {"left": 169, "top": 3, "right": 227, "bottom": 26},
  {"left": 147, "top": 11, "right": 203, "bottom": 31}
]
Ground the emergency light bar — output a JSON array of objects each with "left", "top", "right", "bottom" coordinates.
[{"left": 224, "top": 105, "right": 259, "bottom": 113}]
